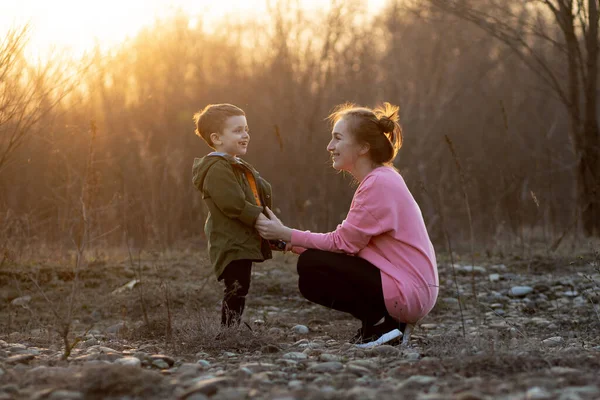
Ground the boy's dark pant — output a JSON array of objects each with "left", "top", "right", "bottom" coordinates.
[
  {"left": 296, "top": 249, "right": 389, "bottom": 326},
  {"left": 219, "top": 259, "right": 252, "bottom": 326}
]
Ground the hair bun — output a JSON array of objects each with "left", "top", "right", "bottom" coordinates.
[{"left": 378, "top": 116, "right": 395, "bottom": 134}]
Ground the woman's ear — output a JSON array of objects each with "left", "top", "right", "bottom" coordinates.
[
  {"left": 210, "top": 132, "right": 221, "bottom": 146},
  {"left": 359, "top": 142, "right": 371, "bottom": 156}
]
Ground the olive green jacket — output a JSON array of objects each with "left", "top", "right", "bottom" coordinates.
[{"left": 192, "top": 153, "right": 273, "bottom": 279}]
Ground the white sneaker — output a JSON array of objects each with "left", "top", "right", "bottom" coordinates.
[{"left": 355, "top": 328, "right": 402, "bottom": 348}]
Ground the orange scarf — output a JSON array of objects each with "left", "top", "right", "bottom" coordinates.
[{"left": 243, "top": 169, "right": 261, "bottom": 206}]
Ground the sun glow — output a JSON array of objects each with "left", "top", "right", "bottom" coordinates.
[{"left": 1, "top": 0, "right": 388, "bottom": 61}]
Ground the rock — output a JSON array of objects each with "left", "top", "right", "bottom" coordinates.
[
  {"left": 152, "top": 359, "right": 170, "bottom": 369},
  {"left": 239, "top": 362, "right": 276, "bottom": 373},
  {"left": 237, "top": 367, "right": 253, "bottom": 378},
  {"left": 288, "top": 380, "right": 304, "bottom": 390},
  {"left": 260, "top": 344, "right": 281, "bottom": 354},
  {"left": 222, "top": 352, "right": 237, "bottom": 358},
  {"left": 367, "top": 345, "right": 401, "bottom": 357},
  {"left": 397, "top": 375, "right": 437, "bottom": 389},
  {"left": 111, "top": 279, "right": 139, "bottom": 295},
  {"left": 105, "top": 322, "right": 126, "bottom": 334},
  {"left": 319, "top": 353, "right": 342, "bottom": 362},
  {"left": 454, "top": 392, "right": 488, "bottom": 400},
  {"left": 542, "top": 336, "right": 564, "bottom": 347},
  {"left": 10, "top": 295, "right": 31, "bottom": 307},
  {"left": 114, "top": 357, "right": 141, "bottom": 367},
  {"left": 47, "top": 390, "right": 84, "bottom": 400},
  {"left": 526, "top": 387, "right": 552, "bottom": 399},
  {"left": 549, "top": 367, "right": 579, "bottom": 374},
  {"left": 559, "top": 386, "right": 600, "bottom": 400},
  {"left": 291, "top": 325, "right": 309, "bottom": 334},
  {"left": 345, "top": 387, "right": 378, "bottom": 400},
  {"left": 455, "top": 265, "right": 487, "bottom": 274},
  {"left": 441, "top": 297, "right": 460, "bottom": 307},
  {"left": 563, "top": 291, "right": 579, "bottom": 297},
  {"left": 179, "top": 377, "right": 233, "bottom": 398},
  {"left": 184, "top": 395, "right": 208, "bottom": 400},
  {"left": 420, "top": 323, "right": 438, "bottom": 330},
  {"left": 6, "top": 354, "right": 35, "bottom": 364},
  {"left": 82, "top": 338, "right": 99, "bottom": 348},
  {"left": 404, "top": 351, "right": 421, "bottom": 361},
  {"left": 307, "top": 361, "right": 343, "bottom": 373},
  {"left": 509, "top": 286, "right": 534, "bottom": 297},
  {"left": 150, "top": 354, "right": 175, "bottom": 367},
  {"left": 196, "top": 360, "right": 211, "bottom": 368},
  {"left": 282, "top": 352, "right": 308, "bottom": 361},
  {"left": 347, "top": 364, "right": 372, "bottom": 376},
  {"left": 489, "top": 273, "right": 501, "bottom": 282}
]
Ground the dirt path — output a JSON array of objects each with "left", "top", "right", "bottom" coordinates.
[{"left": 1, "top": 251, "right": 599, "bottom": 399}]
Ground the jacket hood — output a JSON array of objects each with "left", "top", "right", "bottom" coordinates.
[{"left": 192, "top": 153, "right": 243, "bottom": 190}]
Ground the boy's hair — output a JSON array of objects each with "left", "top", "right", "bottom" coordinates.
[{"left": 193, "top": 104, "right": 246, "bottom": 148}]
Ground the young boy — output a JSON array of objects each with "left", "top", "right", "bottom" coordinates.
[{"left": 192, "top": 103, "right": 281, "bottom": 328}]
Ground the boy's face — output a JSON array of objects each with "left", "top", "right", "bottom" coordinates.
[{"left": 211, "top": 115, "right": 250, "bottom": 157}]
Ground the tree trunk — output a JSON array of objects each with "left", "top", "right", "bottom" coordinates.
[{"left": 580, "top": 0, "right": 600, "bottom": 236}]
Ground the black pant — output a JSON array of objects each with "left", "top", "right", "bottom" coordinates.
[
  {"left": 296, "top": 249, "right": 388, "bottom": 326},
  {"left": 218, "top": 259, "right": 252, "bottom": 326}
]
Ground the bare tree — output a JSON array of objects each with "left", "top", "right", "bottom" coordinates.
[
  {"left": 0, "top": 25, "right": 76, "bottom": 176},
  {"left": 414, "top": 0, "right": 599, "bottom": 236}
]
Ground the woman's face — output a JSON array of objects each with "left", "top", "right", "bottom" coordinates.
[{"left": 327, "top": 117, "right": 365, "bottom": 172}]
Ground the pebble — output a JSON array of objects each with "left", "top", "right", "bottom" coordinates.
[
  {"left": 179, "top": 377, "right": 234, "bottom": 398},
  {"left": 105, "top": 322, "right": 126, "bottom": 334},
  {"left": 308, "top": 361, "right": 344, "bottom": 373},
  {"left": 319, "top": 353, "right": 342, "bottom": 362},
  {"left": 291, "top": 325, "right": 309, "bottom": 334},
  {"left": 489, "top": 273, "right": 501, "bottom": 282},
  {"left": 10, "top": 296, "right": 31, "bottom": 307},
  {"left": 114, "top": 357, "right": 141, "bottom": 367},
  {"left": 526, "top": 387, "right": 552, "bottom": 399},
  {"left": 347, "top": 364, "right": 372, "bottom": 376},
  {"left": 47, "top": 390, "right": 84, "bottom": 400},
  {"left": 239, "top": 362, "right": 276, "bottom": 373},
  {"left": 455, "top": 265, "right": 487, "bottom": 274},
  {"left": 542, "top": 336, "right": 565, "bottom": 347},
  {"left": 397, "top": 375, "right": 437, "bottom": 389},
  {"left": 366, "top": 345, "right": 401, "bottom": 357},
  {"left": 282, "top": 352, "right": 308, "bottom": 361},
  {"left": 509, "top": 286, "right": 534, "bottom": 297},
  {"left": 197, "top": 360, "right": 211, "bottom": 368},
  {"left": 348, "top": 360, "right": 378, "bottom": 370},
  {"left": 150, "top": 354, "right": 175, "bottom": 367},
  {"left": 152, "top": 359, "right": 170, "bottom": 369},
  {"left": 288, "top": 380, "right": 304, "bottom": 390},
  {"left": 6, "top": 354, "right": 35, "bottom": 364}
]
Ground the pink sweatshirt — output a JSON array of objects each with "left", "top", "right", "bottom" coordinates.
[{"left": 290, "top": 166, "right": 439, "bottom": 323}]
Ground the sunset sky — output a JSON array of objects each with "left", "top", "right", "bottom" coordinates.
[{"left": 0, "top": 0, "right": 388, "bottom": 60}]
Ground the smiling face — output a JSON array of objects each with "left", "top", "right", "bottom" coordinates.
[
  {"left": 327, "top": 117, "right": 368, "bottom": 172},
  {"left": 211, "top": 115, "right": 250, "bottom": 157}
]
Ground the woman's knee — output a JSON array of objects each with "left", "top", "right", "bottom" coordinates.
[{"left": 297, "top": 249, "right": 323, "bottom": 276}]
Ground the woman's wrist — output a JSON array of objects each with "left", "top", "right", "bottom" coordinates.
[{"left": 282, "top": 227, "right": 293, "bottom": 242}]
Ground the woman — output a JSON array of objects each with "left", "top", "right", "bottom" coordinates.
[{"left": 256, "top": 102, "right": 438, "bottom": 347}]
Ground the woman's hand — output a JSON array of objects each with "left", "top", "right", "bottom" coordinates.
[{"left": 255, "top": 207, "right": 293, "bottom": 242}]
